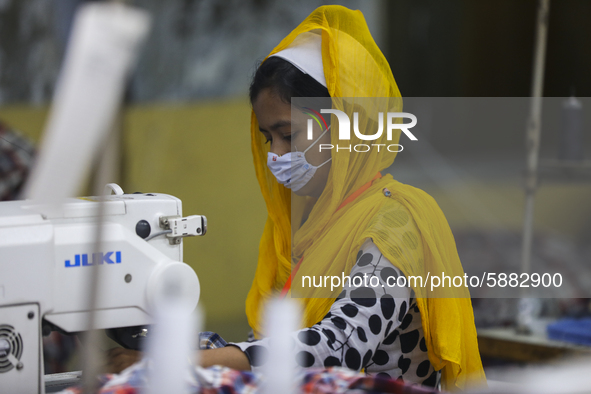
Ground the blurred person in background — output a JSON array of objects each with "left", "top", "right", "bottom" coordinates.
[{"left": 0, "top": 119, "right": 35, "bottom": 200}]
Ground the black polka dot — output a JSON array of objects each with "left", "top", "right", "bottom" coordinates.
[
  {"left": 296, "top": 351, "right": 315, "bottom": 367},
  {"left": 341, "top": 304, "right": 358, "bottom": 318},
  {"left": 400, "top": 329, "right": 420, "bottom": 353},
  {"left": 376, "top": 372, "right": 391, "bottom": 379},
  {"left": 399, "top": 313, "right": 413, "bottom": 330},
  {"left": 369, "top": 314, "right": 382, "bottom": 335},
  {"left": 362, "top": 350, "right": 373, "bottom": 367},
  {"left": 398, "top": 301, "right": 407, "bottom": 321},
  {"left": 398, "top": 355, "right": 411, "bottom": 374},
  {"left": 372, "top": 350, "right": 390, "bottom": 366},
  {"left": 423, "top": 371, "right": 438, "bottom": 387},
  {"left": 356, "top": 327, "right": 368, "bottom": 342},
  {"left": 244, "top": 345, "right": 268, "bottom": 367},
  {"left": 382, "top": 329, "right": 399, "bottom": 345},
  {"left": 402, "top": 231, "right": 419, "bottom": 249},
  {"left": 380, "top": 294, "right": 395, "bottom": 319},
  {"left": 345, "top": 348, "right": 361, "bottom": 370},
  {"left": 389, "top": 209, "right": 409, "bottom": 227},
  {"left": 298, "top": 330, "right": 321, "bottom": 346},
  {"left": 389, "top": 246, "right": 403, "bottom": 259},
  {"left": 337, "top": 290, "right": 347, "bottom": 300},
  {"left": 384, "top": 320, "right": 393, "bottom": 337},
  {"left": 322, "top": 328, "right": 336, "bottom": 346},
  {"left": 416, "top": 360, "right": 431, "bottom": 378},
  {"left": 331, "top": 316, "right": 347, "bottom": 330},
  {"left": 351, "top": 287, "right": 377, "bottom": 307},
  {"left": 356, "top": 250, "right": 363, "bottom": 262},
  {"left": 420, "top": 337, "right": 427, "bottom": 352},
  {"left": 352, "top": 272, "right": 364, "bottom": 284},
  {"left": 380, "top": 266, "right": 399, "bottom": 284},
  {"left": 357, "top": 253, "right": 373, "bottom": 267},
  {"left": 324, "top": 311, "right": 332, "bottom": 319},
  {"left": 323, "top": 356, "right": 341, "bottom": 367}
]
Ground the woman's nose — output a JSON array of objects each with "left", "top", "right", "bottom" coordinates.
[{"left": 270, "top": 139, "right": 291, "bottom": 157}]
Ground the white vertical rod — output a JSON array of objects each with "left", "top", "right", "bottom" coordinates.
[
  {"left": 518, "top": 0, "right": 550, "bottom": 333},
  {"left": 521, "top": 0, "right": 550, "bottom": 281}
]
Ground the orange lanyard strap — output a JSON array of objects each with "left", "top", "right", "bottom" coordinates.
[
  {"left": 280, "top": 255, "right": 304, "bottom": 298},
  {"left": 280, "top": 172, "right": 383, "bottom": 298},
  {"left": 336, "top": 172, "right": 382, "bottom": 211}
]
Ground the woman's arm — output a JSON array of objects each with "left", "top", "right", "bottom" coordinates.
[
  {"left": 105, "top": 341, "right": 251, "bottom": 373},
  {"left": 200, "top": 346, "right": 250, "bottom": 370},
  {"left": 230, "top": 238, "right": 412, "bottom": 372}
]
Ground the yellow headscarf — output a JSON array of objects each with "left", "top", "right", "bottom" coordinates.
[{"left": 245, "top": 5, "right": 486, "bottom": 391}]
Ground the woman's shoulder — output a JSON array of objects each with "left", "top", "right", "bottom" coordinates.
[
  {"left": 381, "top": 176, "right": 443, "bottom": 214},
  {"left": 364, "top": 196, "right": 423, "bottom": 249}
]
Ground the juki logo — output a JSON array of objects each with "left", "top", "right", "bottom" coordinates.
[{"left": 65, "top": 251, "right": 122, "bottom": 267}]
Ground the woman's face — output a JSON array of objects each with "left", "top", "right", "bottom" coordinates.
[{"left": 253, "top": 88, "right": 332, "bottom": 198}]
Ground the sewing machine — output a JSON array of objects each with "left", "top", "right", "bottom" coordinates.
[{"left": 0, "top": 185, "right": 204, "bottom": 393}]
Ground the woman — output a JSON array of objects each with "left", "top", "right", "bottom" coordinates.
[
  {"left": 109, "top": 5, "right": 486, "bottom": 391},
  {"left": 204, "top": 4, "right": 485, "bottom": 390}
]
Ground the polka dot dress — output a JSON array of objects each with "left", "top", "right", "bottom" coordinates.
[{"left": 230, "top": 238, "right": 441, "bottom": 388}]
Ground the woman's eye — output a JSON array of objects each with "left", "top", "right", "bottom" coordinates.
[{"left": 283, "top": 134, "right": 292, "bottom": 141}]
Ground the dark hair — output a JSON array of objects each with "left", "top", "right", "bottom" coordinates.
[{"left": 249, "top": 57, "right": 330, "bottom": 104}]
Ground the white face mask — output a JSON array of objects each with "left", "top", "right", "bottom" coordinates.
[{"left": 267, "top": 125, "right": 331, "bottom": 192}]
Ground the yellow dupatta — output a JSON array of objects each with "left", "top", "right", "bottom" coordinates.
[{"left": 245, "top": 5, "right": 486, "bottom": 391}]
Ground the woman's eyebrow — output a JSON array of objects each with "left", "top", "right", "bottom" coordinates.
[
  {"left": 269, "top": 120, "right": 292, "bottom": 131},
  {"left": 259, "top": 120, "right": 292, "bottom": 133}
]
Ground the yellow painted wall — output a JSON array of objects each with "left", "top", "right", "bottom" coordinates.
[{"left": 0, "top": 105, "right": 49, "bottom": 141}]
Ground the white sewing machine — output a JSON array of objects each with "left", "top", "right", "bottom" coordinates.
[{"left": 0, "top": 185, "right": 204, "bottom": 393}]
